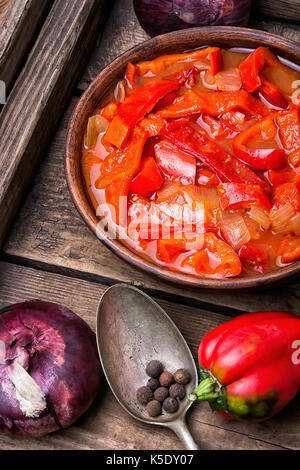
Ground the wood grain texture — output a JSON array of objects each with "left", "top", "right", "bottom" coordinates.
[
  {"left": 253, "top": 17, "right": 300, "bottom": 42},
  {"left": 0, "top": 0, "right": 12, "bottom": 26},
  {"left": 4, "top": 97, "right": 300, "bottom": 314},
  {"left": 256, "top": 0, "right": 300, "bottom": 24},
  {"left": 0, "top": 0, "right": 53, "bottom": 91},
  {"left": 0, "top": 0, "right": 107, "bottom": 249},
  {"left": 0, "top": 261, "right": 294, "bottom": 450}
]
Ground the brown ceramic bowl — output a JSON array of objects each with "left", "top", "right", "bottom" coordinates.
[{"left": 66, "top": 26, "right": 300, "bottom": 289}]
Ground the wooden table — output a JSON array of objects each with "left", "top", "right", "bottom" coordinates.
[{"left": 0, "top": 0, "right": 300, "bottom": 450}]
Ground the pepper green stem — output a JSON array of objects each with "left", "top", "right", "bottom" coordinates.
[{"left": 188, "top": 377, "right": 219, "bottom": 403}]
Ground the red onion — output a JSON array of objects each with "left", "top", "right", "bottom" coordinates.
[
  {"left": 133, "top": 0, "right": 251, "bottom": 37},
  {"left": 0, "top": 300, "right": 101, "bottom": 436}
]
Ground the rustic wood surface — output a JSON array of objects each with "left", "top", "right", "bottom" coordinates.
[
  {"left": 256, "top": 0, "right": 300, "bottom": 24},
  {"left": 0, "top": 0, "right": 107, "bottom": 249},
  {"left": 0, "top": 0, "right": 300, "bottom": 451},
  {"left": 0, "top": 0, "right": 53, "bottom": 92},
  {"left": 0, "top": 0, "right": 12, "bottom": 26},
  {"left": 0, "top": 261, "right": 296, "bottom": 450}
]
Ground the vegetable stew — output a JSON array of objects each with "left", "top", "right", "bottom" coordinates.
[{"left": 82, "top": 47, "right": 300, "bottom": 279}]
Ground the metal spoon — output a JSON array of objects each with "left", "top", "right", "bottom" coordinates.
[{"left": 96, "top": 283, "right": 199, "bottom": 450}]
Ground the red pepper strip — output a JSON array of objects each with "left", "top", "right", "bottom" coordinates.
[
  {"left": 239, "top": 47, "right": 281, "bottom": 93},
  {"left": 159, "top": 89, "right": 268, "bottom": 119},
  {"left": 182, "top": 233, "right": 242, "bottom": 279},
  {"left": 232, "top": 115, "right": 286, "bottom": 170},
  {"left": 139, "top": 114, "right": 166, "bottom": 137},
  {"left": 125, "top": 62, "right": 138, "bottom": 88},
  {"left": 239, "top": 244, "right": 268, "bottom": 267},
  {"left": 130, "top": 157, "right": 163, "bottom": 197},
  {"left": 196, "top": 167, "right": 219, "bottom": 186},
  {"left": 104, "top": 79, "right": 179, "bottom": 148},
  {"left": 274, "top": 181, "right": 300, "bottom": 211},
  {"left": 275, "top": 108, "right": 300, "bottom": 152},
  {"left": 194, "top": 311, "right": 300, "bottom": 421},
  {"left": 268, "top": 167, "right": 300, "bottom": 188},
  {"left": 259, "top": 76, "right": 288, "bottom": 109},
  {"left": 197, "top": 114, "right": 238, "bottom": 139},
  {"left": 157, "top": 238, "right": 187, "bottom": 264},
  {"left": 161, "top": 121, "right": 270, "bottom": 193},
  {"left": 154, "top": 140, "right": 196, "bottom": 185},
  {"left": 218, "top": 183, "right": 272, "bottom": 210},
  {"left": 101, "top": 102, "right": 118, "bottom": 121},
  {"left": 153, "top": 91, "right": 177, "bottom": 112},
  {"left": 277, "top": 234, "right": 300, "bottom": 263},
  {"left": 175, "top": 66, "right": 200, "bottom": 88},
  {"left": 105, "top": 176, "right": 131, "bottom": 226},
  {"left": 96, "top": 127, "right": 147, "bottom": 189},
  {"left": 136, "top": 47, "right": 223, "bottom": 76}
]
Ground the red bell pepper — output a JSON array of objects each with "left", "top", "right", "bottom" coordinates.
[
  {"left": 277, "top": 234, "right": 300, "bottom": 263},
  {"left": 239, "top": 47, "right": 281, "bottom": 93},
  {"left": 101, "top": 102, "right": 118, "bottom": 121},
  {"left": 175, "top": 66, "right": 200, "bottom": 88},
  {"left": 159, "top": 90, "right": 268, "bottom": 119},
  {"left": 198, "top": 114, "right": 238, "bottom": 140},
  {"left": 218, "top": 183, "right": 271, "bottom": 211},
  {"left": 139, "top": 114, "right": 166, "bottom": 137},
  {"left": 125, "top": 62, "right": 138, "bottom": 88},
  {"left": 274, "top": 181, "right": 300, "bottom": 212},
  {"left": 268, "top": 167, "right": 299, "bottom": 188},
  {"left": 104, "top": 79, "right": 179, "bottom": 148},
  {"left": 232, "top": 115, "right": 286, "bottom": 170},
  {"left": 239, "top": 244, "right": 268, "bottom": 267},
  {"left": 182, "top": 233, "right": 242, "bottom": 279},
  {"left": 157, "top": 238, "right": 187, "bottom": 264},
  {"left": 154, "top": 140, "right": 196, "bottom": 185},
  {"left": 196, "top": 167, "right": 219, "bottom": 186},
  {"left": 96, "top": 127, "right": 147, "bottom": 189},
  {"left": 276, "top": 108, "right": 300, "bottom": 152},
  {"left": 161, "top": 121, "right": 270, "bottom": 193},
  {"left": 130, "top": 157, "right": 163, "bottom": 197},
  {"left": 104, "top": 176, "right": 131, "bottom": 226},
  {"left": 136, "top": 47, "right": 223, "bottom": 77},
  {"left": 259, "top": 76, "right": 288, "bottom": 109},
  {"left": 153, "top": 91, "right": 177, "bottom": 112},
  {"left": 189, "top": 311, "right": 300, "bottom": 421}
]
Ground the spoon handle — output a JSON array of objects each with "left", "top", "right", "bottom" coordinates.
[{"left": 169, "top": 416, "right": 199, "bottom": 450}]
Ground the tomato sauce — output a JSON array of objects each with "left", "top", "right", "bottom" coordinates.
[{"left": 82, "top": 47, "right": 300, "bottom": 279}]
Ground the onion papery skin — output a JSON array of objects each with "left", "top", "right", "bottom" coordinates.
[
  {"left": 133, "top": 0, "right": 251, "bottom": 37},
  {"left": 0, "top": 300, "right": 101, "bottom": 436}
]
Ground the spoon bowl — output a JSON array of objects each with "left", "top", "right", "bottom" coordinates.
[{"left": 96, "top": 284, "right": 199, "bottom": 449}]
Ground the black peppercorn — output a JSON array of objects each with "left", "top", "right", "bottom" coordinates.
[
  {"left": 163, "top": 397, "right": 179, "bottom": 413},
  {"left": 146, "top": 360, "right": 163, "bottom": 378},
  {"left": 147, "top": 378, "right": 160, "bottom": 391},
  {"left": 136, "top": 386, "right": 153, "bottom": 405},
  {"left": 154, "top": 386, "right": 169, "bottom": 403},
  {"left": 169, "top": 383, "right": 185, "bottom": 401},
  {"left": 146, "top": 400, "right": 162, "bottom": 417},
  {"left": 174, "top": 368, "right": 191, "bottom": 385},
  {"left": 159, "top": 371, "right": 174, "bottom": 387}
]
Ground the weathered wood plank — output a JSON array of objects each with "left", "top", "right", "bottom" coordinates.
[
  {"left": 0, "top": 261, "right": 290, "bottom": 450},
  {"left": 256, "top": 0, "right": 300, "bottom": 24},
  {"left": 253, "top": 17, "right": 300, "bottom": 42},
  {"left": 0, "top": 0, "right": 53, "bottom": 92},
  {"left": 0, "top": 0, "right": 107, "bottom": 248},
  {"left": 0, "top": 0, "right": 12, "bottom": 26},
  {"left": 4, "top": 97, "right": 300, "bottom": 315}
]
